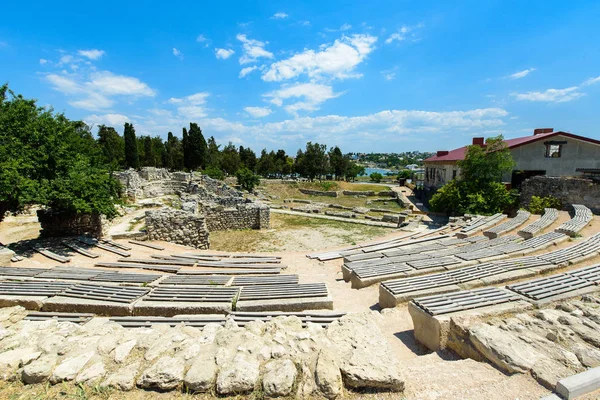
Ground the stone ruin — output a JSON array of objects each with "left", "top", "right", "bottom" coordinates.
[{"left": 116, "top": 168, "right": 270, "bottom": 248}]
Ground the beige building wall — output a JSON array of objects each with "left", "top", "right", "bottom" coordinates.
[{"left": 510, "top": 135, "right": 600, "bottom": 177}]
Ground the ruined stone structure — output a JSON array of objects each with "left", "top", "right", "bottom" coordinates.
[
  {"left": 116, "top": 168, "right": 270, "bottom": 248},
  {"left": 145, "top": 208, "right": 210, "bottom": 249},
  {"left": 37, "top": 210, "right": 108, "bottom": 237},
  {"left": 520, "top": 176, "right": 600, "bottom": 214}
]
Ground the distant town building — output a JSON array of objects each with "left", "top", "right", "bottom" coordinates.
[
  {"left": 405, "top": 164, "right": 419, "bottom": 170},
  {"left": 423, "top": 128, "right": 600, "bottom": 191}
]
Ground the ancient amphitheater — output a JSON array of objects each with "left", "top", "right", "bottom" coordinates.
[{"left": 1, "top": 173, "right": 600, "bottom": 399}]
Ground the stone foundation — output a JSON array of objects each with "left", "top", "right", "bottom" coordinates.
[
  {"left": 520, "top": 176, "right": 600, "bottom": 214},
  {"left": 299, "top": 189, "right": 339, "bottom": 197},
  {"left": 145, "top": 209, "right": 210, "bottom": 249},
  {"left": 37, "top": 210, "right": 107, "bottom": 237},
  {"left": 204, "top": 203, "right": 270, "bottom": 231}
]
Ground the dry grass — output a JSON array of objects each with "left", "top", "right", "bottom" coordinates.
[
  {"left": 260, "top": 182, "right": 405, "bottom": 213},
  {"left": 208, "top": 213, "right": 389, "bottom": 253}
]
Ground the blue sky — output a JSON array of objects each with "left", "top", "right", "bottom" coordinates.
[{"left": 1, "top": 0, "right": 600, "bottom": 153}]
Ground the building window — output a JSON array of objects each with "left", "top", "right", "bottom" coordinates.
[
  {"left": 452, "top": 170, "right": 457, "bottom": 180},
  {"left": 545, "top": 144, "right": 562, "bottom": 158}
]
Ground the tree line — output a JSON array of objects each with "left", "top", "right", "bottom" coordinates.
[
  {"left": 0, "top": 84, "right": 366, "bottom": 221},
  {"left": 97, "top": 122, "right": 366, "bottom": 181}
]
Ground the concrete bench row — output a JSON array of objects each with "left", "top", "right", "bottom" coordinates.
[
  {"left": 22, "top": 310, "right": 347, "bottom": 329},
  {"left": 409, "top": 262, "right": 600, "bottom": 353},
  {"left": 518, "top": 208, "right": 559, "bottom": 239},
  {"left": 0, "top": 279, "right": 333, "bottom": 315},
  {"left": 555, "top": 204, "right": 594, "bottom": 237},
  {"left": 343, "top": 232, "right": 567, "bottom": 288},
  {"left": 456, "top": 213, "right": 507, "bottom": 238},
  {"left": 378, "top": 232, "right": 599, "bottom": 307},
  {"left": 483, "top": 210, "right": 531, "bottom": 238}
]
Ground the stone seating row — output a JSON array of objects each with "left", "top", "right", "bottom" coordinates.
[
  {"left": 483, "top": 210, "right": 531, "bottom": 238},
  {"left": 408, "top": 263, "right": 600, "bottom": 352},
  {"left": 0, "top": 279, "right": 333, "bottom": 315},
  {"left": 378, "top": 232, "right": 599, "bottom": 307},
  {"left": 555, "top": 204, "right": 594, "bottom": 237},
  {"left": 456, "top": 213, "right": 507, "bottom": 238},
  {"left": 518, "top": 208, "right": 559, "bottom": 239}
]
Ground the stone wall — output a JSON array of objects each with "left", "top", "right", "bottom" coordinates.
[
  {"left": 145, "top": 209, "right": 210, "bottom": 249},
  {"left": 299, "top": 189, "right": 339, "bottom": 197},
  {"left": 114, "top": 168, "right": 191, "bottom": 200},
  {"left": 520, "top": 176, "right": 600, "bottom": 214},
  {"left": 203, "top": 203, "right": 270, "bottom": 231},
  {"left": 37, "top": 210, "right": 107, "bottom": 237}
]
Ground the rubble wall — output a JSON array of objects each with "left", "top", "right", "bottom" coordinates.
[
  {"left": 37, "top": 210, "right": 107, "bottom": 237},
  {"left": 520, "top": 176, "right": 600, "bottom": 214},
  {"left": 204, "top": 203, "right": 270, "bottom": 231},
  {"left": 145, "top": 209, "right": 210, "bottom": 249}
]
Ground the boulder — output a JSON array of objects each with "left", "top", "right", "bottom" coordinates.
[
  {"left": 184, "top": 352, "right": 217, "bottom": 392},
  {"left": 138, "top": 356, "right": 185, "bottom": 390},
  {"left": 50, "top": 351, "right": 95, "bottom": 384},
  {"left": 263, "top": 359, "right": 298, "bottom": 397},
  {"left": 315, "top": 350, "right": 342, "bottom": 399},
  {"left": 113, "top": 339, "right": 136, "bottom": 363},
  {"left": 327, "top": 313, "right": 404, "bottom": 391},
  {"left": 21, "top": 354, "right": 58, "bottom": 384},
  {"left": 76, "top": 361, "right": 105, "bottom": 384},
  {"left": 216, "top": 353, "right": 260, "bottom": 395},
  {"left": 0, "top": 347, "right": 41, "bottom": 379},
  {"left": 101, "top": 361, "right": 141, "bottom": 391}
]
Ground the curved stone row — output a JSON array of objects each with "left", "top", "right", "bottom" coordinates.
[{"left": 0, "top": 306, "right": 404, "bottom": 398}]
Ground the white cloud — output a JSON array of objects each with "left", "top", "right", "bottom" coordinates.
[
  {"left": 272, "top": 12, "right": 288, "bottom": 19},
  {"left": 196, "top": 34, "right": 209, "bottom": 47},
  {"left": 340, "top": 23, "right": 352, "bottom": 31},
  {"left": 264, "top": 83, "right": 342, "bottom": 115},
  {"left": 77, "top": 49, "right": 105, "bottom": 60},
  {"left": 173, "top": 48, "right": 183, "bottom": 60},
  {"left": 239, "top": 66, "right": 258, "bottom": 78},
  {"left": 582, "top": 76, "right": 600, "bottom": 86},
  {"left": 39, "top": 58, "right": 49, "bottom": 65},
  {"left": 88, "top": 71, "right": 156, "bottom": 96},
  {"left": 84, "top": 113, "right": 131, "bottom": 128},
  {"left": 237, "top": 34, "right": 274, "bottom": 64},
  {"left": 262, "top": 34, "right": 377, "bottom": 82},
  {"left": 244, "top": 106, "right": 272, "bottom": 118},
  {"left": 58, "top": 55, "right": 74, "bottom": 65},
  {"left": 511, "top": 87, "right": 583, "bottom": 103},
  {"left": 509, "top": 68, "right": 535, "bottom": 79},
  {"left": 44, "top": 68, "right": 156, "bottom": 111},
  {"left": 385, "top": 24, "right": 423, "bottom": 44},
  {"left": 381, "top": 68, "right": 397, "bottom": 81},
  {"left": 215, "top": 48, "right": 235, "bottom": 60},
  {"left": 168, "top": 92, "right": 210, "bottom": 119}
]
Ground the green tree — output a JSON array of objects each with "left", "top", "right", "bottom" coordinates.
[
  {"left": 203, "top": 166, "right": 225, "bottom": 180},
  {"left": 236, "top": 167, "right": 260, "bottom": 191},
  {"left": 97, "top": 125, "right": 124, "bottom": 169},
  {"left": 296, "top": 142, "right": 328, "bottom": 180},
  {"left": 206, "top": 136, "right": 221, "bottom": 168},
  {"left": 328, "top": 146, "right": 347, "bottom": 179},
  {"left": 183, "top": 123, "right": 208, "bottom": 170},
  {"left": 239, "top": 146, "right": 257, "bottom": 172},
  {"left": 430, "top": 135, "right": 517, "bottom": 215},
  {"left": 123, "top": 122, "right": 139, "bottom": 169},
  {"left": 0, "top": 84, "right": 119, "bottom": 221},
  {"left": 165, "top": 132, "right": 184, "bottom": 170},
  {"left": 182, "top": 127, "right": 190, "bottom": 170},
  {"left": 370, "top": 172, "right": 383, "bottom": 183},
  {"left": 220, "top": 142, "right": 241, "bottom": 175},
  {"left": 345, "top": 163, "right": 365, "bottom": 181},
  {"left": 397, "top": 170, "right": 412, "bottom": 179}
]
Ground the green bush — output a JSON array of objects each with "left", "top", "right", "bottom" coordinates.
[
  {"left": 203, "top": 166, "right": 225, "bottom": 180},
  {"left": 430, "top": 180, "right": 516, "bottom": 215},
  {"left": 319, "top": 181, "right": 338, "bottom": 191},
  {"left": 397, "top": 170, "right": 412, "bottom": 179},
  {"left": 528, "top": 195, "right": 561, "bottom": 214},
  {"left": 370, "top": 172, "right": 383, "bottom": 183},
  {"left": 235, "top": 167, "right": 260, "bottom": 192}
]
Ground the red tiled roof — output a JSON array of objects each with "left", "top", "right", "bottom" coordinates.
[{"left": 424, "top": 131, "right": 600, "bottom": 163}]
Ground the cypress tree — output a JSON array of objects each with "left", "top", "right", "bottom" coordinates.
[
  {"left": 186, "top": 123, "right": 208, "bottom": 170},
  {"left": 182, "top": 127, "right": 190, "bottom": 170},
  {"left": 123, "top": 122, "right": 139, "bottom": 169}
]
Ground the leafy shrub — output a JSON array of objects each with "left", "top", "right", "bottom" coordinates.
[
  {"left": 203, "top": 166, "right": 225, "bottom": 180},
  {"left": 528, "top": 195, "right": 561, "bottom": 214},
  {"left": 370, "top": 172, "right": 383, "bottom": 183},
  {"left": 430, "top": 180, "right": 516, "bottom": 215},
  {"left": 319, "top": 181, "right": 338, "bottom": 191},
  {"left": 236, "top": 167, "right": 260, "bottom": 192},
  {"left": 397, "top": 170, "right": 412, "bottom": 179}
]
